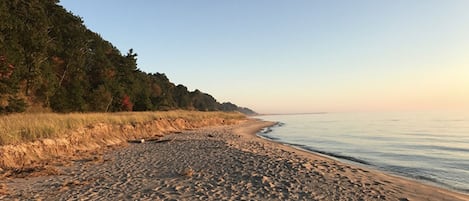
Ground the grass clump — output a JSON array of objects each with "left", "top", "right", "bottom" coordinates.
[{"left": 0, "top": 110, "right": 245, "bottom": 145}]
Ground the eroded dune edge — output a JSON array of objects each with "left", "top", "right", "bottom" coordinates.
[{"left": 0, "top": 115, "right": 243, "bottom": 174}]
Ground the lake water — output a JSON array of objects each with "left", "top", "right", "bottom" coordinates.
[{"left": 258, "top": 112, "right": 469, "bottom": 194}]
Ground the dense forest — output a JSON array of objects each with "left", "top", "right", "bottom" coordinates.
[{"left": 0, "top": 0, "right": 255, "bottom": 115}]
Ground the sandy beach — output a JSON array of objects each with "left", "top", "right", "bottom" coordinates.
[{"left": 1, "top": 119, "right": 468, "bottom": 200}]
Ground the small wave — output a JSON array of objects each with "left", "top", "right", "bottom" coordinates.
[
  {"left": 424, "top": 145, "right": 469, "bottom": 153},
  {"left": 259, "top": 122, "right": 284, "bottom": 135},
  {"left": 304, "top": 147, "right": 371, "bottom": 165},
  {"left": 402, "top": 144, "right": 469, "bottom": 153},
  {"left": 385, "top": 166, "right": 469, "bottom": 193},
  {"left": 415, "top": 175, "right": 469, "bottom": 194},
  {"left": 415, "top": 175, "right": 441, "bottom": 184},
  {"left": 260, "top": 127, "right": 273, "bottom": 134},
  {"left": 274, "top": 122, "right": 285, "bottom": 127},
  {"left": 258, "top": 134, "right": 281, "bottom": 141},
  {"left": 257, "top": 122, "right": 372, "bottom": 166},
  {"left": 385, "top": 165, "right": 438, "bottom": 175},
  {"left": 257, "top": 122, "right": 285, "bottom": 140},
  {"left": 283, "top": 143, "right": 372, "bottom": 166}
]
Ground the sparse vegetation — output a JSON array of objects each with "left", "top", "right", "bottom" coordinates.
[{"left": 0, "top": 111, "right": 245, "bottom": 145}]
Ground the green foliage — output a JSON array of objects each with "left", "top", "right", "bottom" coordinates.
[
  {"left": 5, "top": 96, "right": 27, "bottom": 113},
  {"left": 191, "top": 90, "right": 220, "bottom": 111},
  {"left": 220, "top": 102, "right": 256, "bottom": 115},
  {"left": 220, "top": 102, "right": 238, "bottom": 111},
  {"left": 0, "top": 1, "right": 256, "bottom": 115}
]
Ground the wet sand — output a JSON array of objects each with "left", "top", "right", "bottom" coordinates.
[{"left": 1, "top": 119, "right": 468, "bottom": 200}]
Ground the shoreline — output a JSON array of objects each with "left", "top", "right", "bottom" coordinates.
[
  {"left": 257, "top": 121, "right": 469, "bottom": 196},
  {"left": 247, "top": 120, "right": 469, "bottom": 201},
  {"left": 2, "top": 119, "right": 468, "bottom": 200}
]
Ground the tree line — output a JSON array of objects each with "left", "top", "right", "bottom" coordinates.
[{"left": 0, "top": 0, "right": 256, "bottom": 115}]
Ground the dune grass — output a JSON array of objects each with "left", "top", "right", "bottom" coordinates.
[{"left": 0, "top": 110, "right": 245, "bottom": 145}]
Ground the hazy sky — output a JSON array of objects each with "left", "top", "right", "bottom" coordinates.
[{"left": 60, "top": 0, "right": 469, "bottom": 114}]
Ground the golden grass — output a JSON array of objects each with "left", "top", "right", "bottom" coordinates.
[{"left": 0, "top": 110, "right": 245, "bottom": 145}]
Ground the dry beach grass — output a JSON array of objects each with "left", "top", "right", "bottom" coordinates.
[
  {"left": 0, "top": 110, "right": 245, "bottom": 145},
  {"left": 1, "top": 119, "right": 468, "bottom": 200}
]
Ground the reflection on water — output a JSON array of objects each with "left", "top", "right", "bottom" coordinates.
[{"left": 259, "top": 112, "right": 469, "bottom": 193}]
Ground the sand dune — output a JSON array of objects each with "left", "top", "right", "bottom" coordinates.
[{"left": 1, "top": 119, "right": 468, "bottom": 200}]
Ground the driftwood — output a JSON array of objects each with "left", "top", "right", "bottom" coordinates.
[
  {"left": 127, "top": 134, "right": 165, "bottom": 144},
  {"left": 127, "top": 139, "right": 146, "bottom": 144},
  {"left": 127, "top": 138, "right": 174, "bottom": 144},
  {"left": 152, "top": 139, "right": 174, "bottom": 143}
]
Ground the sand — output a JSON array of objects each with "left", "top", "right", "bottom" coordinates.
[{"left": 1, "top": 119, "right": 468, "bottom": 200}]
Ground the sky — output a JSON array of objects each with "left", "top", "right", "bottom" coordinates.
[{"left": 59, "top": 0, "right": 469, "bottom": 114}]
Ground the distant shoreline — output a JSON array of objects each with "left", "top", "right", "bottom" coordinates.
[{"left": 256, "top": 112, "right": 328, "bottom": 116}]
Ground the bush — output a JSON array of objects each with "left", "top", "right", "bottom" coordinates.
[{"left": 1, "top": 97, "right": 27, "bottom": 114}]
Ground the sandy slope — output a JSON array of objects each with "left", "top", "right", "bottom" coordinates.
[{"left": 1, "top": 119, "right": 468, "bottom": 200}]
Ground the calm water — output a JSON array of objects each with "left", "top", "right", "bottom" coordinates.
[{"left": 258, "top": 112, "right": 469, "bottom": 193}]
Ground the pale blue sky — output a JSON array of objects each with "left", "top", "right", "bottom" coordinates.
[{"left": 60, "top": 0, "right": 469, "bottom": 113}]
